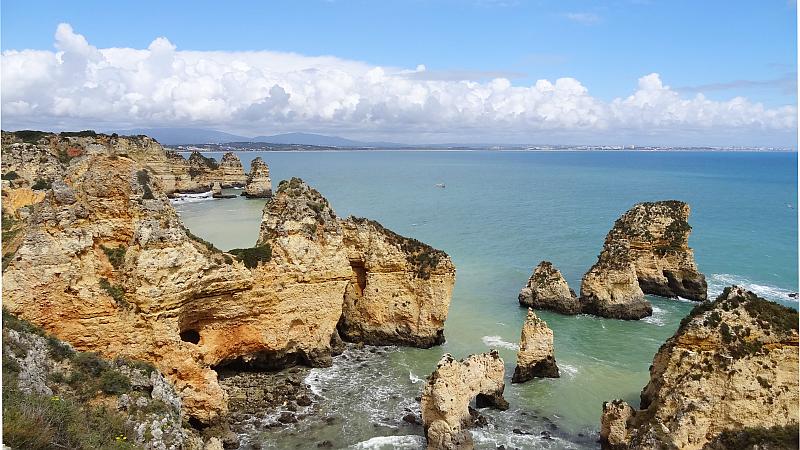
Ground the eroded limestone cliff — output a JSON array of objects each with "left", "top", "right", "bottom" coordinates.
[
  {"left": 0, "top": 131, "right": 248, "bottom": 195},
  {"left": 421, "top": 351, "right": 508, "bottom": 449},
  {"left": 580, "top": 200, "right": 707, "bottom": 319},
  {"left": 600, "top": 286, "right": 798, "bottom": 449},
  {"left": 1, "top": 132, "right": 456, "bottom": 427}
]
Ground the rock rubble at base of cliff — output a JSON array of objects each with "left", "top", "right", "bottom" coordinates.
[{"left": 600, "top": 286, "right": 799, "bottom": 449}]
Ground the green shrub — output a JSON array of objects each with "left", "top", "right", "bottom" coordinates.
[
  {"left": 99, "top": 278, "right": 127, "bottom": 307},
  {"left": 99, "top": 370, "right": 131, "bottom": 395},
  {"left": 228, "top": 244, "right": 272, "bottom": 268},
  {"left": 59, "top": 130, "right": 97, "bottom": 138},
  {"left": 73, "top": 352, "right": 108, "bottom": 377},
  {"left": 31, "top": 178, "right": 51, "bottom": 190},
  {"left": 13, "top": 130, "right": 49, "bottom": 144},
  {"left": 2, "top": 171, "right": 19, "bottom": 180},
  {"left": 47, "top": 336, "right": 74, "bottom": 361},
  {"left": 101, "top": 245, "right": 127, "bottom": 270}
]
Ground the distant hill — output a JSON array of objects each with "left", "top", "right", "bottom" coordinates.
[
  {"left": 111, "top": 128, "right": 401, "bottom": 147},
  {"left": 112, "top": 128, "right": 249, "bottom": 145},
  {"left": 251, "top": 132, "right": 366, "bottom": 147}
]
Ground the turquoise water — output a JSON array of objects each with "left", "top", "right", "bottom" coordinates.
[{"left": 174, "top": 151, "right": 798, "bottom": 449}]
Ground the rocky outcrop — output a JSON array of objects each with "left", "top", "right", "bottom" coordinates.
[
  {"left": 600, "top": 286, "right": 798, "bottom": 450},
  {"left": 217, "top": 152, "right": 248, "bottom": 187},
  {"left": 512, "top": 309, "right": 559, "bottom": 382},
  {"left": 1, "top": 132, "right": 456, "bottom": 426},
  {"left": 243, "top": 157, "right": 272, "bottom": 198},
  {"left": 260, "top": 177, "right": 456, "bottom": 348},
  {"left": 0, "top": 131, "right": 248, "bottom": 195},
  {"left": 580, "top": 239, "right": 651, "bottom": 319},
  {"left": 518, "top": 261, "right": 580, "bottom": 314},
  {"left": 580, "top": 200, "right": 706, "bottom": 319},
  {"left": 421, "top": 351, "right": 508, "bottom": 449}
]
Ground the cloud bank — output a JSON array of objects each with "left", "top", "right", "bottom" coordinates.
[{"left": 1, "top": 24, "right": 796, "bottom": 145}]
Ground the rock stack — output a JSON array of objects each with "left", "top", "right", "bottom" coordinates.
[
  {"left": 518, "top": 261, "right": 580, "bottom": 314},
  {"left": 512, "top": 309, "right": 559, "bottom": 382},
  {"left": 421, "top": 351, "right": 508, "bottom": 449},
  {"left": 243, "top": 157, "right": 272, "bottom": 198},
  {"left": 579, "top": 200, "right": 707, "bottom": 319},
  {"left": 600, "top": 286, "right": 798, "bottom": 449}
]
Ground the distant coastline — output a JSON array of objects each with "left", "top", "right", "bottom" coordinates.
[{"left": 167, "top": 142, "right": 797, "bottom": 153}]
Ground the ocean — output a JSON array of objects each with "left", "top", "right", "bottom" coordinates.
[{"left": 174, "top": 150, "right": 798, "bottom": 449}]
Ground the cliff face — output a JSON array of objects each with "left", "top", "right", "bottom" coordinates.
[
  {"left": 518, "top": 261, "right": 580, "bottom": 314},
  {"left": 258, "top": 177, "right": 456, "bottom": 349},
  {"left": 0, "top": 131, "right": 248, "bottom": 195},
  {"left": 421, "top": 351, "right": 508, "bottom": 449},
  {"left": 600, "top": 286, "right": 798, "bottom": 450},
  {"left": 580, "top": 201, "right": 707, "bottom": 319},
  {"left": 243, "top": 157, "right": 272, "bottom": 198},
  {"left": 512, "top": 309, "right": 559, "bottom": 382},
  {"left": 1, "top": 133, "right": 456, "bottom": 426}
]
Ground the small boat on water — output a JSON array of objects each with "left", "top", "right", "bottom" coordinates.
[{"left": 434, "top": 183, "right": 446, "bottom": 188}]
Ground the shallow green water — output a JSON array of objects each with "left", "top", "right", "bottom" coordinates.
[{"left": 174, "top": 150, "right": 797, "bottom": 449}]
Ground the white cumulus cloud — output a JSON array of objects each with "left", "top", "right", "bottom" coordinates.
[{"left": 1, "top": 24, "right": 796, "bottom": 145}]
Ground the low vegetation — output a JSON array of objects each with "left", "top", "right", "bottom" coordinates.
[
  {"left": 99, "top": 278, "right": 129, "bottom": 309},
  {"left": 31, "top": 178, "right": 52, "bottom": 190},
  {"left": 228, "top": 244, "right": 272, "bottom": 268},
  {"left": 2, "top": 309, "right": 146, "bottom": 449},
  {"left": 1, "top": 170, "right": 19, "bottom": 180},
  {"left": 101, "top": 245, "right": 127, "bottom": 270}
]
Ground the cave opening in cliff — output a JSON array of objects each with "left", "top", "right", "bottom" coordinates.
[
  {"left": 350, "top": 259, "right": 367, "bottom": 296},
  {"left": 180, "top": 329, "right": 201, "bottom": 344}
]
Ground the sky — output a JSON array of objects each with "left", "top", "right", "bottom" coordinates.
[{"left": 1, "top": 0, "right": 797, "bottom": 146}]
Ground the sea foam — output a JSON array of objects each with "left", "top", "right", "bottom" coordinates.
[{"left": 481, "top": 335, "right": 519, "bottom": 351}]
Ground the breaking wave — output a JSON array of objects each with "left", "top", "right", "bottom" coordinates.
[
  {"left": 169, "top": 191, "right": 215, "bottom": 204},
  {"left": 481, "top": 335, "right": 519, "bottom": 351},
  {"left": 707, "top": 273, "right": 797, "bottom": 304},
  {"left": 350, "top": 435, "right": 426, "bottom": 449},
  {"left": 641, "top": 305, "right": 666, "bottom": 326}
]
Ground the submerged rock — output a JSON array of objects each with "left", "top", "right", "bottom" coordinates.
[
  {"left": 421, "top": 351, "right": 508, "bottom": 449},
  {"left": 518, "top": 261, "right": 580, "bottom": 314},
  {"left": 243, "top": 157, "right": 272, "bottom": 198},
  {"left": 600, "top": 286, "right": 799, "bottom": 449},
  {"left": 512, "top": 309, "right": 559, "bottom": 383}
]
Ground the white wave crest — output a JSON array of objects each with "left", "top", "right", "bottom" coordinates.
[
  {"left": 708, "top": 273, "right": 797, "bottom": 303},
  {"left": 350, "top": 435, "right": 426, "bottom": 449},
  {"left": 408, "top": 371, "right": 424, "bottom": 384},
  {"left": 641, "top": 305, "right": 666, "bottom": 326},
  {"left": 560, "top": 364, "right": 579, "bottom": 378},
  {"left": 169, "top": 191, "right": 215, "bottom": 204},
  {"left": 481, "top": 335, "right": 519, "bottom": 351}
]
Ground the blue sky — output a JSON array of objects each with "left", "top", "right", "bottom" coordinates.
[{"left": 1, "top": 0, "right": 797, "bottom": 146}]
